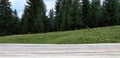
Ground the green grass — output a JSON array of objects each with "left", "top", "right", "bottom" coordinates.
[{"left": 0, "top": 25, "right": 120, "bottom": 44}]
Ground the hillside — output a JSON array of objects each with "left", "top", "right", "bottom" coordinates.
[{"left": 0, "top": 26, "right": 120, "bottom": 44}]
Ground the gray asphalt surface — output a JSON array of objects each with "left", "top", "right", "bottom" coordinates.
[{"left": 0, "top": 44, "right": 120, "bottom": 58}]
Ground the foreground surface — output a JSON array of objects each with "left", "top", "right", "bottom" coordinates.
[
  {"left": 0, "top": 44, "right": 120, "bottom": 58},
  {"left": 0, "top": 25, "right": 120, "bottom": 44}
]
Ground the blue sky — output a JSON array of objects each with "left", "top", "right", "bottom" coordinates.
[
  {"left": 9, "top": 0, "right": 56, "bottom": 18},
  {"left": 9, "top": 0, "right": 104, "bottom": 18}
]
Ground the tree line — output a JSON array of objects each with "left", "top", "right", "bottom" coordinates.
[{"left": 0, "top": 0, "right": 120, "bottom": 36}]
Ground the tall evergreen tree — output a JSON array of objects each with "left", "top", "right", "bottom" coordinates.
[
  {"left": 81, "top": 0, "right": 91, "bottom": 28},
  {"left": 90, "top": 0, "right": 101, "bottom": 27},
  {"left": 102, "top": 0, "right": 119, "bottom": 26},
  {"left": 70, "top": 0, "right": 83, "bottom": 30},
  {"left": 118, "top": 1, "right": 120, "bottom": 24},
  {"left": 21, "top": 8, "right": 29, "bottom": 33},
  {"left": 21, "top": 0, "right": 47, "bottom": 33},
  {"left": 0, "top": 0, "right": 18, "bottom": 36},
  {"left": 55, "top": 0, "right": 83, "bottom": 30},
  {"left": 12, "top": 9, "right": 20, "bottom": 34},
  {"left": 54, "top": 0, "right": 63, "bottom": 31},
  {"left": 60, "top": 0, "right": 72, "bottom": 31},
  {"left": 48, "top": 9, "right": 55, "bottom": 31}
]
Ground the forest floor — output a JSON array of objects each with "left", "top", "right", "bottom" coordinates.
[{"left": 0, "top": 25, "right": 120, "bottom": 44}]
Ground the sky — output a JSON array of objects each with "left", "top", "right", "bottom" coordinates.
[
  {"left": 9, "top": 0, "right": 56, "bottom": 18},
  {"left": 9, "top": 0, "right": 104, "bottom": 18}
]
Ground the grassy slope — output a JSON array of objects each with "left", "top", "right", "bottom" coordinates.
[{"left": 0, "top": 25, "right": 120, "bottom": 44}]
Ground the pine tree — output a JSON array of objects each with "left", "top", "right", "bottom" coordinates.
[
  {"left": 0, "top": 0, "right": 18, "bottom": 36},
  {"left": 60, "top": 0, "right": 72, "bottom": 31},
  {"left": 102, "top": 0, "right": 119, "bottom": 26},
  {"left": 70, "top": 0, "right": 83, "bottom": 30},
  {"left": 55, "top": 0, "right": 83, "bottom": 30},
  {"left": 81, "top": 0, "right": 91, "bottom": 28},
  {"left": 118, "top": 1, "right": 120, "bottom": 25},
  {"left": 90, "top": 0, "right": 101, "bottom": 27},
  {"left": 54, "top": 0, "right": 63, "bottom": 31},
  {"left": 21, "top": 0, "right": 47, "bottom": 33},
  {"left": 48, "top": 9, "right": 55, "bottom": 31},
  {"left": 21, "top": 9, "right": 29, "bottom": 33},
  {"left": 12, "top": 10, "right": 20, "bottom": 34}
]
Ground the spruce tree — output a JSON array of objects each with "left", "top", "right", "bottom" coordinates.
[
  {"left": 55, "top": 0, "right": 83, "bottom": 30},
  {"left": 118, "top": 1, "right": 120, "bottom": 24},
  {"left": 0, "top": 0, "right": 18, "bottom": 36},
  {"left": 90, "top": 0, "right": 101, "bottom": 27},
  {"left": 12, "top": 10, "right": 20, "bottom": 34},
  {"left": 81, "top": 0, "right": 91, "bottom": 28},
  {"left": 102, "top": 0, "right": 119, "bottom": 26},
  {"left": 21, "top": 0, "right": 47, "bottom": 33},
  {"left": 54, "top": 0, "right": 63, "bottom": 31},
  {"left": 48, "top": 9, "right": 55, "bottom": 31},
  {"left": 70, "top": 0, "right": 83, "bottom": 30},
  {"left": 60, "top": 0, "right": 72, "bottom": 31},
  {"left": 21, "top": 9, "right": 29, "bottom": 33}
]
